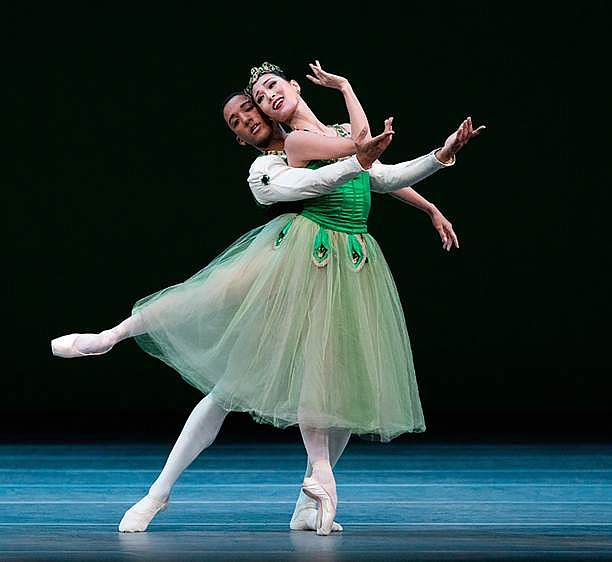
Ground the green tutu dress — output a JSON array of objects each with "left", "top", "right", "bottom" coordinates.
[{"left": 132, "top": 152, "right": 425, "bottom": 442}]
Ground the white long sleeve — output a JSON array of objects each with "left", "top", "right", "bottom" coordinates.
[
  {"left": 248, "top": 154, "right": 365, "bottom": 205},
  {"left": 369, "top": 149, "right": 455, "bottom": 193}
]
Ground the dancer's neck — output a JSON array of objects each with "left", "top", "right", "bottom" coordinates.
[
  {"left": 287, "top": 101, "right": 329, "bottom": 135},
  {"left": 260, "top": 125, "right": 287, "bottom": 152}
]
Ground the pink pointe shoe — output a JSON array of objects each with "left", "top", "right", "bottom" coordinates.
[
  {"left": 289, "top": 506, "right": 343, "bottom": 532},
  {"left": 301, "top": 476, "right": 337, "bottom": 536},
  {"left": 118, "top": 494, "right": 169, "bottom": 532},
  {"left": 50, "top": 333, "right": 114, "bottom": 358}
]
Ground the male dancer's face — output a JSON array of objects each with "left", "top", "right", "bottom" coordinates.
[{"left": 223, "top": 93, "right": 278, "bottom": 149}]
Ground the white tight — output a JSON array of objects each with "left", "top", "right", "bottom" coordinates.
[
  {"left": 148, "top": 394, "right": 228, "bottom": 501},
  {"left": 300, "top": 426, "right": 330, "bottom": 466},
  {"left": 303, "top": 428, "right": 351, "bottom": 477},
  {"left": 72, "top": 250, "right": 270, "bottom": 356},
  {"left": 145, "top": 394, "right": 350, "bottom": 516},
  {"left": 72, "top": 313, "right": 146, "bottom": 354},
  {"left": 298, "top": 425, "right": 349, "bottom": 511}
]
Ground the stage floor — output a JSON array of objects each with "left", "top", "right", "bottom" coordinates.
[{"left": 1, "top": 441, "right": 611, "bottom": 561}]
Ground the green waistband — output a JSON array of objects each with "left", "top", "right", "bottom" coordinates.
[{"left": 300, "top": 210, "right": 368, "bottom": 234}]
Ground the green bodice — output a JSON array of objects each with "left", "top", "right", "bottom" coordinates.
[
  {"left": 265, "top": 125, "right": 372, "bottom": 271},
  {"left": 300, "top": 161, "right": 371, "bottom": 234}
]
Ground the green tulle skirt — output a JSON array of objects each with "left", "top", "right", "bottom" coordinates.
[{"left": 132, "top": 213, "right": 425, "bottom": 442}]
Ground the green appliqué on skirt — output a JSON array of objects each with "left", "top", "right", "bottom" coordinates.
[
  {"left": 312, "top": 227, "right": 331, "bottom": 267},
  {"left": 274, "top": 220, "right": 368, "bottom": 272},
  {"left": 348, "top": 233, "right": 368, "bottom": 272},
  {"left": 273, "top": 217, "right": 294, "bottom": 249}
]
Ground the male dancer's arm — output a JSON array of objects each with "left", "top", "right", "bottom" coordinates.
[
  {"left": 248, "top": 123, "right": 394, "bottom": 205},
  {"left": 248, "top": 154, "right": 366, "bottom": 205},
  {"left": 368, "top": 150, "right": 454, "bottom": 193}
]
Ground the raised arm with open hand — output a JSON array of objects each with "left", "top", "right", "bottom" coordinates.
[{"left": 306, "top": 60, "right": 371, "bottom": 142}]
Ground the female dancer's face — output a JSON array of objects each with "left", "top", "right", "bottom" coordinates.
[{"left": 252, "top": 73, "right": 300, "bottom": 123}]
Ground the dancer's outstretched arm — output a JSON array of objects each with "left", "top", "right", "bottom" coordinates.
[
  {"left": 368, "top": 116, "right": 485, "bottom": 192},
  {"left": 370, "top": 117, "right": 485, "bottom": 252},
  {"left": 249, "top": 120, "right": 394, "bottom": 205}
]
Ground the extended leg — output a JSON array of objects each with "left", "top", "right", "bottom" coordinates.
[
  {"left": 51, "top": 250, "right": 268, "bottom": 358},
  {"left": 118, "top": 394, "right": 228, "bottom": 532},
  {"left": 50, "top": 312, "right": 146, "bottom": 357}
]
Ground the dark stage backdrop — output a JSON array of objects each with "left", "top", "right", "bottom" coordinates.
[{"left": 11, "top": 6, "right": 602, "bottom": 442}]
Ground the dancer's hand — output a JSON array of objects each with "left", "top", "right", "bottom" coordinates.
[
  {"left": 431, "top": 209, "right": 459, "bottom": 251},
  {"left": 306, "top": 60, "right": 349, "bottom": 91},
  {"left": 355, "top": 117, "right": 395, "bottom": 169},
  {"left": 435, "top": 117, "right": 486, "bottom": 164}
]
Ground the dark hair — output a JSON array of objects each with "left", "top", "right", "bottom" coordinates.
[{"left": 221, "top": 91, "right": 249, "bottom": 116}]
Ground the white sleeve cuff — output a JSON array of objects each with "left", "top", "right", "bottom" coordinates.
[{"left": 432, "top": 148, "right": 455, "bottom": 167}]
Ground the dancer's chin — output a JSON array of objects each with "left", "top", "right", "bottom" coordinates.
[
  {"left": 270, "top": 101, "right": 296, "bottom": 125},
  {"left": 255, "top": 135, "right": 275, "bottom": 151}
]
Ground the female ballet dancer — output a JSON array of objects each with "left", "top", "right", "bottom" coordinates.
[{"left": 245, "top": 60, "right": 484, "bottom": 534}]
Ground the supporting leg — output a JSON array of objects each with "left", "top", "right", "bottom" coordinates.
[
  {"left": 299, "top": 425, "right": 339, "bottom": 535},
  {"left": 290, "top": 428, "right": 350, "bottom": 531},
  {"left": 118, "top": 394, "right": 228, "bottom": 532}
]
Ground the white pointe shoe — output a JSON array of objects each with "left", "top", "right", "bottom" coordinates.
[
  {"left": 301, "top": 477, "right": 337, "bottom": 536},
  {"left": 51, "top": 333, "right": 114, "bottom": 358},
  {"left": 118, "top": 494, "right": 169, "bottom": 533},
  {"left": 290, "top": 506, "right": 343, "bottom": 532}
]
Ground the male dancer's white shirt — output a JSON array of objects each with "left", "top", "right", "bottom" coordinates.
[{"left": 247, "top": 150, "right": 454, "bottom": 206}]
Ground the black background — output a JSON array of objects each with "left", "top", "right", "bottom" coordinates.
[{"left": 11, "top": 5, "right": 605, "bottom": 443}]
